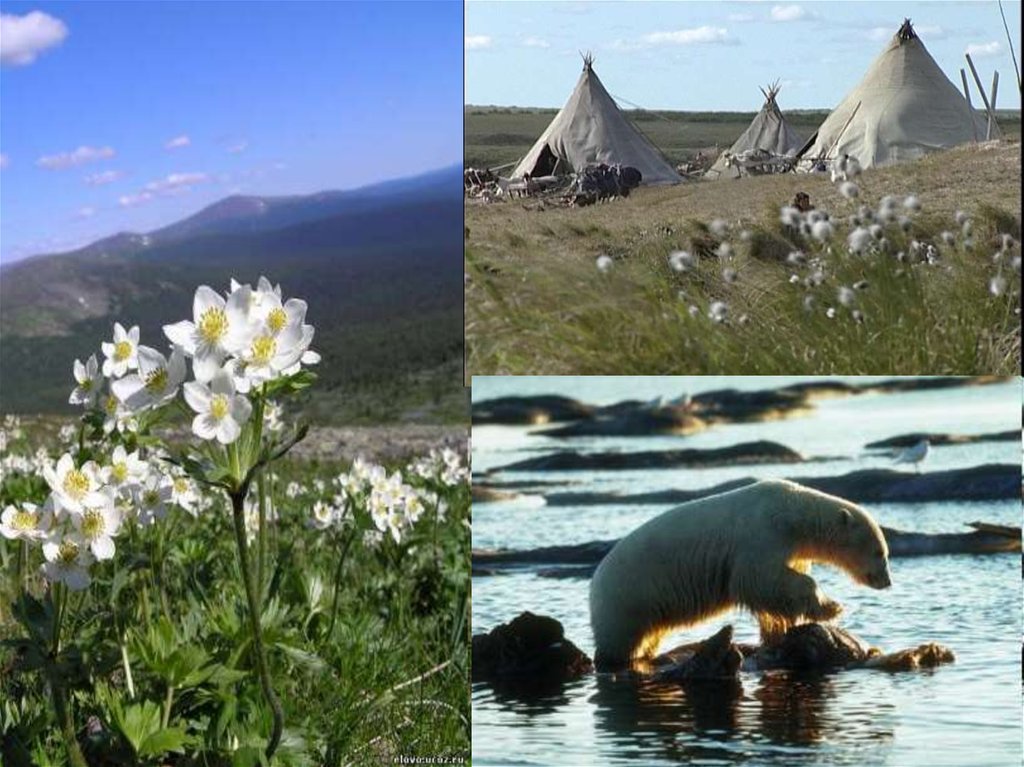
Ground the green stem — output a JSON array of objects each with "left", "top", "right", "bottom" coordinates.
[
  {"left": 119, "top": 634, "right": 136, "bottom": 699},
  {"left": 230, "top": 489, "right": 283, "bottom": 761},
  {"left": 17, "top": 538, "right": 27, "bottom": 592},
  {"left": 326, "top": 529, "right": 357, "bottom": 641},
  {"left": 162, "top": 684, "right": 175, "bottom": 730},
  {"left": 49, "top": 583, "right": 88, "bottom": 767},
  {"left": 257, "top": 470, "right": 267, "bottom": 599}
]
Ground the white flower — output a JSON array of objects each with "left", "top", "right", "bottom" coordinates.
[
  {"left": 839, "top": 181, "right": 859, "bottom": 199},
  {"left": 708, "top": 301, "right": 728, "bottom": 323},
  {"left": 779, "top": 206, "right": 802, "bottom": 227},
  {"left": 134, "top": 474, "right": 173, "bottom": 525},
  {"left": 826, "top": 307, "right": 837, "bottom": 319},
  {"left": 103, "top": 445, "right": 148, "bottom": 491},
  {"left": 183, "top": 369, "right": 252, "bottom": 444},
  {"left": 668, "top": 250, "right": 696, "bottom": 272},
  {"left": 709, "top": 219, "right": 729, "bottom": 237},
  {"left": 810, "top": 220, "right": 833, "bottom": 242},
  {"left": 170, "top": 474, "right": 200, "bottom": 515},
  {"left": 101, "top": 323, "right": 140, "bottom": 378},
  {"left": 163, "top": 285, "right": 255, "bottom": 382},
  {"left": 596, "top": 255, "right": 613, "bottom": 272},
  {"left": 69, "top": 489, "right": 121, "bottom": 561},
  {"left": 263, "top": 401, "right": 284, "bottom": 434},
  {"left": 43, "top": 454, "right": 104, "bottom": 514},
  {"left": 989, "top": 275, "right": 1007, "bottom": 297},
  {"left": 69, "top": 355, "right": 101, "bottom": 407},
  {"left": 235, "top": 323, "right": 309, "bottom": 386},
  {"left": 722, "top": 267, "right": 738, "bottom": 284},
  {"left": 903, "top": 195, "right": 921, "bottom": 212},
  {"left": 42, "top": 533, "right": 94, "bottom": 591},
  {"left": 112, "top": 345, "right": 186, "bottom": 411},
  {"left": 838, "top": 286, "right": 856, "bottom": 307},
  {"left": 847, "top": 227, "right": 872, "bottom": 254},
  {"left": 1, "top": 500, "right": 54, "bottom": 541},
  {"left": 310, "top": 500, "right": 335, "bottom": 530}
]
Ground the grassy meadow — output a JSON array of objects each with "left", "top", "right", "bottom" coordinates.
[
  {"left": 0, "top": 416, "right": 470, "bottom": 766},
  {"left": 465, "top": 106, "right": 1022, "bottom": 376}
]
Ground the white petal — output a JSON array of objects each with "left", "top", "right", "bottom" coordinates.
[
  {"left": 183, "top": 381, "right": 211, "bottom": 413},
  {"left": 91, "top": 536, "right": 115, "bottom": 560},
  {"left": 231, "top": 395, "right": 252, "bottom": 424},
  {"left": 111, "top": 375, "right": 144, "bottom": 404},
  {"left": 167, "top": 347, "right": 187, "bottom": 386},
  {"left": 73, "top": 359, "right": 86, "bottom": 383},
  {"left": 135, "top": 346, "right": 166, "bottom": 377},
  {"left": 193, "top": 414, "right": 219, "bottom": 440},
  {"left": 163, "top": 321, "right": 196, "bottom": 352},
  {"left": 113, "top": 322, "right": 127, "bottom": 342},
  {"left": 208, "top": 369, "right": 236, "bottom": 397},
  {"left": 64, "top": 567, "right": 91, "bottom": 591},
  {"left": 216, "top": 418, "right": 241, "bottom": 444},
  {"left": 101, "top": 342, "right": 115, "bottom": 359},
  {"left": 193, "top": 285, "right": 225, "bottom": 319},
  {"left": 192, "top": 349, "right": 224, "bottom": 383}
]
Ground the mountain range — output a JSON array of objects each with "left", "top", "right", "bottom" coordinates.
[{"left": 0, "top": 165, "right": 465, "bottom": 423}]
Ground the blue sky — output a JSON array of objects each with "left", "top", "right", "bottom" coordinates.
[
  {"left": 466, "top": 1, "right": 1021, "bottom": 110},
  {"left": 0, "top": 1, "right": 462, "bottom": 264}
]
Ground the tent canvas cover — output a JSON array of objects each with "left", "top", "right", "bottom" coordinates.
[
  {"left": 706, "top": 82, "right": 805, "bottom": 179},
  {"left": 797, "top": 19, "right": 994, "bottom": 169},
  {"left": 511, "top": 55, "right": 680, "bottom": 185}
]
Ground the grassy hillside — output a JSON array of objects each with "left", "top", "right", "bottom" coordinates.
[
  {"left": 1, "top": 193, "right": 466, "bottom": 424},
  {"left": 465, "top": 140, "right": 1021, "bottom": 376},
  {"left": 465, "top": 106, "right": 1022, "bottom": 170}
]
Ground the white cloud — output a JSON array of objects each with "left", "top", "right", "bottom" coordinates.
[
  {"left": 0, "top": 153, "right": 8, "bottom": 169},
  {"left": 0, "top": 11, "right": 68, "bottom": 66},
  {"left": 465, "top": 35, "right": 492, "bottom": 50},
  {"left": 144, "top": 172, "right": 210, "bottom": 194},
  {"left": 522, "top": 36, "right": 550, "bottom": 49},
  {"left": 84, "top": 170, "right": 123, "bottom": 186},
  {"left": 165, "top": 134, "right": 191, "bottom": 150},
  {"left": 37, "top": 145, "right": 115, "bottom": 170},
  {"left": 642, "top": 26, "right": 734, "bottom": 46},
  {"left": 728, "top": 13, "right": 754, "bottom": 22},
  {"left": 770, "top": 5, "right": 812, "bottom": 22},
  {"left": 966, "top": 41, "right": 1001, "bottom": 57},
  {"left": 75, "top": 206, "right": 96, "bottom": 219},
  {"left": 226, "top": 140, "right": 248, "bottom": 153},
  {"left": 916, "top": 25, "right": 946, "bottom": 40},
  {"left": 118, "top": 192, "right": 154, "bottom": 208}
]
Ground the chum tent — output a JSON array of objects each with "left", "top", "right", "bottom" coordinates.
[
  {"left": 797, "top": 19, "right": 994, "bottom": 169},
  {"left": 510, "top": 55, "right": 680, "bottom": 185},
  {"left": 706, "top": 82, "right": 805, "bottom": 179}
]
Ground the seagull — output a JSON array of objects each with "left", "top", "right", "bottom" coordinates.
[
  {"left": 893, "top": 439, "right": 929, "bottom": 472},
  {"left": 667, "top": 393, "right": 692, "bottom": 409}
]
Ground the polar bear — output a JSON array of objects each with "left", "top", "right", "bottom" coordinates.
[{"left": 589, "top": 479, "right": 891, "bottom": 670}]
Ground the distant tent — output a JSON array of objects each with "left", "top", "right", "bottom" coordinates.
[
  {"left": 797, "top": 19, "right": 994, "bottom": 169},
  {"left": 706, "top": 82, "right": 804, "bottom": 179},
  {"left": 511, "top": 54, "right": 680, "bottom": 186}
]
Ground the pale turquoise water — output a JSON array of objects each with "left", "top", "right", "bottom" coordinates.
[{"left": 472, "top": 377, "right": 1022, "bottom": 767}]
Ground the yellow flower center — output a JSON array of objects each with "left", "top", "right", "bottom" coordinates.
[
  {"left": 81, "top": 509, "right": 105, "bottom": 538},
  {"left": 12, "top": 509, "right": 37, "bottom": 531},
  {"left": 267, "top": 307, "right": 288, "bottom": 333},
  {"left": 104, "top": 395, "right": 118, "bottom": 414},
  {"left": 210, "top": 394, "right": 230, "bottom": 420},
  {"left": 198, "top": 308, "right": 229, "bottom": 344},
  {"left": 63, "top": 469, "right": 90, "bottom": 499},
  {"left": 58, "top": 540, "right": 80, "bottom": 564},
  {"left": 114, "top": 340, "right": 133, "bottom": 361},
  {"left": 173, "top": 478, "right": 188, "bottom": 494},
  {"left": 251, "top": 336, "right": 276, "bottom": 366},
  {"left": 81, "top": 379, "right": 93, "bottom": 391},
  {"left": 143, "top": 490, "right": 160, "bottom": 507},
  {"left": 144, "top": 368, "right": 168, "bottom": 393},
  {"left": 111, "top": 462, "right": 128, "bottom": 483}
]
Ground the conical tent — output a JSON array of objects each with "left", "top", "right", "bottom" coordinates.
[
  {"left": 706, "top": 82, "right": 804, "bottom": 179},
  {"left": 797, "top": 20, "right": 994, "bottom": 169},
  {"left": 511, "top": 55, "right": 680, "bottom": 185}
]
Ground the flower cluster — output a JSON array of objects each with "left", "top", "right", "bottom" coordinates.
[
  {"left": 1, "top": 449, "right": 203, "bottom": 590},
  {"left": 70, "top": 277, "right": 319, "bottom": 444},
  {"left": 409, "top": 446, "right": 469, "bottom": 489}
]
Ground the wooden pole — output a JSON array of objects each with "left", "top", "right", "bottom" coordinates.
[
  {"left": 966, "top": 54, "right": 995, "bottom": 117},
  {"left": 988, "top": 71, "right": 1000, "bottom": 139},
  {"left": 960, "top": 68, "right": 973, "bottom": 106}
]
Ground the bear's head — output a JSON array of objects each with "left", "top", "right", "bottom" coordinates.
[
  {"left": 768, "top": 480, "right": 891, "bottom": 589},
  {"left": 834, "top": 503, "right": 891, "bottom": 590}
]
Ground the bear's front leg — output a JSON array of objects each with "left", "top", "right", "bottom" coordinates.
[{"left": 750, "top": 568, "right": 843, "bottom": 643}]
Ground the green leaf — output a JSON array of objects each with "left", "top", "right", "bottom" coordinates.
[{"left": 137, "top": 727, "right": 189, "bottom": 758}]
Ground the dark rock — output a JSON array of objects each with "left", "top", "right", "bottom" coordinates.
[
  {"left": 472, "top": 396, "right": 594, "bottom": 425},
  {"left": 538, "top": 408, "right": 707, "bottom": 438},
  {"left": 471, "top": 611, "right": 593, "bottom": 682},
  {"left": 691, "top": 388, "right": 815, "bottom": 423},
  {"left": 650, "top": 626, "right": 743, "bottom": 681},
  {"left": 541, "top": 464, "right": 1020, "bottom": 506},
  {"left": 495, "top": 440, "right": 804, "bottom": 472},
  {"left": 865, "top": 430, "right": 1019, "bottom": 449},
  {"left": 755, "top": 623, "right": 873, "bottom": 670}
]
